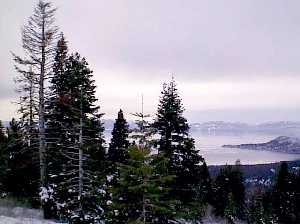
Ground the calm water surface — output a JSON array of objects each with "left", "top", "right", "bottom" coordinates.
[{"left": 192, "top": 132, "right": 300, "bottom": 165}]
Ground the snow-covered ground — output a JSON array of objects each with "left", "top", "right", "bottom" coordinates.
[
  {"left": 0, "top": 215, "right": 246, "bottom": 224},
  {"left": 0, "top": 216, "right": 56, "bottom": 224},
  {"left": 0, "top": 203, "right": 58, "bottom": 224},
  {"left": 0, "top": 204, "right": 245, "bottom": 224},
  {"left": 0, "top": 216, "right": 245, "bottom": 224}
]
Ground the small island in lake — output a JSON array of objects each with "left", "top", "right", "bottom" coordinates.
[{"left": 222, "top": 136, "right": 300, "bottom": 154}]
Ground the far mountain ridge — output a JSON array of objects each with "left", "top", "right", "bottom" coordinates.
[
  {"left": 190, "top": 121, "right": 300, "bottom": 135},
  {"left": 223, "top": 136, "right": 300, "bottom": 154}
]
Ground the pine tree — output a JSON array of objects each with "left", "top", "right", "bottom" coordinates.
[
  {"left": 105, "top": 109, "right": 130, "bottom": 215},
  {"left": 5, "top": 118, "right": 39, "bottom": 204},
  {"left": 108, "top": 146, "right": 175, "bottom": 224},
  {"left": 153, "top": 78, "right": 204, "bottom": 219},
  {"left": 224, "top": 192, "right": 238, "bottom": 224},
  {"left": 212, "top": 165, "right": 245, "bottom": 220},
  {"left": 106, "top": 107, "right": 177, "bottom": 224},
  {"left": 13, "top": 58, "right": 39, "bottom": 200},
  {"left": 130, "top": 108, "right": 155, "bottom": 149},
  {"left": 12, "top": 63, "right": 40, "bottom": 204},
  {"left": 44, "top": 33, "right": 71, "bottom": 219},
  {"left": 108, "top": 109, "right": 130, "bottom": 165},
  {"left": 199, "top": 161, "right": 212, "bottom": 204},
  {"left": 45, "top": 34, "right": 70, "bottom": 186},
  {"left": 272, "top": 162, "right": 296, "bottom": 223},
  {"left": 295, "top": 169, "right": 300, "bottom": 222},
  {"left": 248, "top": 191, "right": 277, "bottom": 224},
  {"left": 46, "top": 52, "right": 106, "bottom": 222},
  {"left": 14, "top": 66, "right": 38, "bottom": 148}
]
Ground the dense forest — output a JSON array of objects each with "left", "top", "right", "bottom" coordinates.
[{"left": 0, "top": 1, "right": 299, "bottom": 223}]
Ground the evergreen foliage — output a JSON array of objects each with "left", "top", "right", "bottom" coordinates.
[
  {"left": 6, "top": 2, "right": 300, "bottom": 222},
  {"left": 272, "top": 162, "right": 297, "bottom": 223},
  {"left": 46, "top": 50, "right": 106, "bottom": 222},
  {"left": 199, "top": 161, "right": 212, "bottom": 204},
  {"left": 130, "top": 111, "right": 155, "bottom": 149},
  {"left": 224, "top": 192, "right": 238, "bottom": 224},
  {"left": 212, "top": 165, "right": 245, "bottom": 220},
  {"left": 108, "top": 146, "right": 176, "bottom": 224},
  {"left": 108, "top": 109, "right": 130, "bottom": 165},
  {"left": 153, "top": 78, "right": 205, "bottom": 220},
  {"left": 295, "top": 170, "right": 300, "bottom": 222},
  {"left": 106, "top": 107, "right": 178, "bottom": 224},
  {"left": 5, "top": 119, "right": 38, "bottom": 201},
  {"left": 46, "top": 34, "right": 71, "bottom": 188},
  {"left": 248, "top": 192, "right": 277, "bottom": 224}
]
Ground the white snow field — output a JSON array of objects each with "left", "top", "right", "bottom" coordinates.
[{"left": 0, "top": 216, "right": 56, "bottom": 224}]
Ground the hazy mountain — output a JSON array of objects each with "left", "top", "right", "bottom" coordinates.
[
  {"left": 190, "top": 121, "right": 300, "bottom": 136},
  {"left": 223, "top": 136, "right": 300, "bottom": 154}
]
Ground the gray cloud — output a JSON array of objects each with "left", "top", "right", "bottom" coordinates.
[
  {"left": 54, "top": 0, "right": 300, "bottom": 80},
  {"left": 1, "top": 0, "right": 300, "bottom": 121}
]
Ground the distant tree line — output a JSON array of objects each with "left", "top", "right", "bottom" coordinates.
[{"left": 0, "top": 1, "right": 299, "bottom": 223}]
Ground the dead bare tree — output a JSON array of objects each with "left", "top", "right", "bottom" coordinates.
[{"left": 12, "top": 0, "right": 59, "bottom": 190}]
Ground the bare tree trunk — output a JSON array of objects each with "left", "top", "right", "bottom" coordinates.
[
  {"left": 28, "top": 67, "right": 34, "bottom": 147},
  {"left": 79, "top": 88, "right": 84, "bottom": 203},
  {"left": 39, "top": 17, "right": 46, "bottom": 188}
]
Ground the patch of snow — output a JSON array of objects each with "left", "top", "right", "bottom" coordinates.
[
  {"left": 106, "top": 175, "right": 114, "bottom": 183},
  {"left": 0, "top": 216, "right": 57, "bottom": 224},
  {"left": 39, "top": 187, "right": 54, "bottom": 203}
]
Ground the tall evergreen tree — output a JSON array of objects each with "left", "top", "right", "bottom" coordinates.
[
  {"left": 212, "top": 165, "right": 245, "bottom": 220},
  {"left": 272, "top": 162, "right": 296, "bottom": 223},
  {"left": 108, "top": 109, "right": 130, "bottom": 165},
  {"left": 111, "top": 146, "right": 176, "bottom": 224},
  {"left": 199, "top": 161, "right": 212, "bottom": 204},
  {"left": 5, "top": 118, "right": 39, "bottom": 204},
  {"left": 14, "top": 66, "right": 38, "bottom": 149},
  {"left": 46, "top": 33, "right": 69, "bottom": 184},
  {"left": 106, "top": 106, "right": 178, "bottom": 224},
  {"left": 248, "top": 191, "right": 277, "bottom": 224},
  {"left": 130, "top": 108, "right": 155, "bottom": 149},
  {"left": 12, "top": 64, "right": 40, "bottom": 205},
  {"left": 295, "top": 169, "right": 300, "bottom": 222},
  {"left": 46, "top": 51, "right": 106, "bottom": 222},
  {"left": 45, "top": 34, "right": 70, "bottom": 219},
  {"left": 153, "top": 78, "right": 204, "bottom": 219}
]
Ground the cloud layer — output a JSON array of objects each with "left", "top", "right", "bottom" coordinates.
[{"left": 1, "top": 0, "right": 300, "bottom": 122}]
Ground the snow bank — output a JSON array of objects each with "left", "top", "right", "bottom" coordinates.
[{"left": 0, "top": 216, "right": 57, "bottom": 224}]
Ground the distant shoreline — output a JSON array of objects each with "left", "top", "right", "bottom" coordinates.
[
  {"left": 208, "top": 159, "right": 300, "bottom": 179},
  {"left": 222, "top": 136, "right": 300, "bottom": 154}
]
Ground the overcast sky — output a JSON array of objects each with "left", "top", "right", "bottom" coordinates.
[{"left": 1, "top": 0, "right": 300, "bottom": 123}]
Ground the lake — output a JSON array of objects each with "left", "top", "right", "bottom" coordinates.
[{"left": 192, "top": 132, "right": 300, "bottom": 165}]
